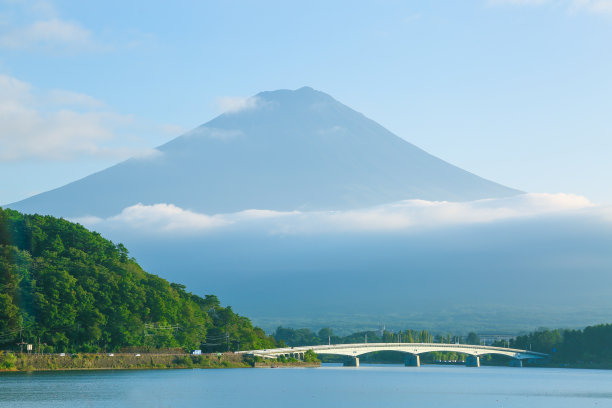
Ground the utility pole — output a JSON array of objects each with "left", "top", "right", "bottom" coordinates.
[
  {"left": 365, "top": 333, "right": 367, "bottom": 344},
  {"left": 328, "top": 336, "right": 330, "bottom": 346},
  {"left": 19, "top": 326, "right": 23, "bottom": 353}
]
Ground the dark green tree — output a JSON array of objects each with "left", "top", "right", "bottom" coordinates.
[{"left": 466, "top": 332, "right": 480, "bottom": 345}]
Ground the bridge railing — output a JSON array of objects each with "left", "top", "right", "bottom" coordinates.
[{"left": 238, "top": 342, "right": 548, "bottom": 359}]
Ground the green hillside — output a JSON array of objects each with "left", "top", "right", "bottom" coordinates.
[{"left": 0, "top": 208, "right": 276, "bottom": 353}]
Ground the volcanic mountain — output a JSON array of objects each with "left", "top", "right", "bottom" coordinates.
[
  {"left": 8, "top": 87, "right": 519, "bottom": 218},
  {"left": 7, "top": 87, "right": 611, "bottom": 334}
]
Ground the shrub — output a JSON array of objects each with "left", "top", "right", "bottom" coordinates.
[
  {"left": 304, "top": 350, "right": 320, "bottom": 363},
  {"left": 0, "top": 353, "right": 17, "bottom": 369}
]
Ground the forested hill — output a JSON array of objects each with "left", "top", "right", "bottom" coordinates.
[{"left": 0, "top": 208, "right": 276, "bottom": 353}]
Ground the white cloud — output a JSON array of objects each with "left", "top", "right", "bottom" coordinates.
[
  {"left": 0, "top": 18, "right": 97, "bottom": 51},
  {"left": 0, "top": 73, "right": 32, "bottom": 103},
  {"left": 76, "top": 193, "right": 603, "bottom": 235},
  {"left": 216, "top": 96, "right": 262, "bottom": 114},
  {"left": 235, "top": 209, "right": 300, "bottom": 219},
  {"left": 108, "top": 203, "right": 229, "bottom": 232},
  {"left": 0, "top": 73, "right": 176, "bottom": 162},
  {"left": 290, "top": 193, "right": 594, "bottom": 233},
  {"left": 72, "top": 205, "right": 298, "bottom": 234}
]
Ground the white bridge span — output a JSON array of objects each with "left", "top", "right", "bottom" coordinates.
[{"left": 238, "top": 343, "right": 549, "bottom": 367}]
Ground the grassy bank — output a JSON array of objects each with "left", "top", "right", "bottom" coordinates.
[{"left": 0, "top": 352, "right": 320, "bottom": 372}]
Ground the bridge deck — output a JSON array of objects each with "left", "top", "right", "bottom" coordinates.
[{"left": 238, "top": 342, "right": 549, "bottom": 360}]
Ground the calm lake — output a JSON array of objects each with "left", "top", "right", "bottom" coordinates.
[{"left": 1, "top": 364, "right": 611, "bottom": 408}]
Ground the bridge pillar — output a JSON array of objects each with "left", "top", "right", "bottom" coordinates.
[
  {"left": 466, "top": 356, "right": 480, "bottom": 367},
  {"left": 510, "top": 359, "right": 523, "bottom": 367},
  {"left": 344, "top": 357, "right": 359, "bottom": 367},
  {"left": 405, "top": 354, "right": 420, "bottom": 367}
]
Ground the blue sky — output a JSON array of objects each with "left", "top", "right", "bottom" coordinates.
[{"left": 1, "top": 0, "right": 611, "bottom": 205}]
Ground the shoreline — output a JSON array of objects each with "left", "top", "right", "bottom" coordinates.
[
  {"left": 0, "top": 352, "right": 321, "bottom": 372},
  {"left": 1, "top": 360, "right": 607, "bottom": 372},
  {"left": 4, "top": 352, "right": 606, "bottom": 372}
]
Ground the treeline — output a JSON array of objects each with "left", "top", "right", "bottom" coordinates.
[
  {"left": 0, "top": 208, "right": 276, "bottom": 353},
  {"left": 275, "top": 325, "right": 612, "bottom": 368},
  {"left": 273, "top": 327, "right": 481, "bottom": 363},
  {"left": 273, "top": 326, "right": 480, "bottom": 347},
  {"left": 510, "top": 324, "right": 612, "bottom": 367}
]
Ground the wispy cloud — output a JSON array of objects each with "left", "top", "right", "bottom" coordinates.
[
  {"left": 159, "top": 123, "right": 188, "bottom": 136},
  {"left": 45, "top": 89, "right": 106, "bottom": 109},
  {"left": 0, "top": 17, "right": 97, "bottom": 51},
  {"left": 183, "top": 126, "right": 244, "bottom": 141},
  {"left": 216, "top": 96, "right": 263, "bottom": 114},
  {"left": 314, "top": 193, "right": 593, "bottom": 232},
  {"left": 0, "top": 0, "right": 102, "bottom": 52},
  {"left": 75, "top": 193, "right": 602, "bottom": 236},
  {"left": 488, "top": 0, "right": 612, "bottom": 15},
  {"left": 488, "top": 0, "right": 552, "bottom": 5},
  {"left": 571, "top": 0, "right": 612, "bottom": 14},
  {"left": 0, "top": 0, "right": 153, "bottom": 52},
  {"left": 0, "top": 74, "right": 176, "bottom": 161}
]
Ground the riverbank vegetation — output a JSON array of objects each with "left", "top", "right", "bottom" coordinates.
[
  {"left": 0, "top": 208, "right": 276, "bottom": 354},
  {"left": 0, "top": 351, "right": 250, "bottom": 371},
  {"left": 0, "top": 351, "right": 320, "bottom": 371}
]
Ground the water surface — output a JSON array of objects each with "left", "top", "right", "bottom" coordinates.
[{"left": 1, "top": 364, "right": 611, "bottom": 408}]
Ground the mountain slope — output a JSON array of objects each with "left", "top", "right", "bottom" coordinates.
[{"left": 8, "top": 87, "right": 519, "bottom": 218}]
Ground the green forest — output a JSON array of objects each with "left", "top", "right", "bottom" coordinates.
[
  {"left": 274, "top": 326, "right": 479, "bottom": 347},
  {"left": 511, "top": 324, "right": 612, "bottom": 367},
  {"left": 0, "top": 208, "right": 276, "bottom": 353},
  {"left": 274, "top": 325, "right": 612, "bottom": 367}
]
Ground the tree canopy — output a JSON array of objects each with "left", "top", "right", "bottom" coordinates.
[{"left": 0, "top": 208, "right": 276, "bottom": 352}]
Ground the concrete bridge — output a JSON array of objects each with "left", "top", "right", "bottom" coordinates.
[{"left": 238, "top": 342, "right": 549, "bottom": 367}]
